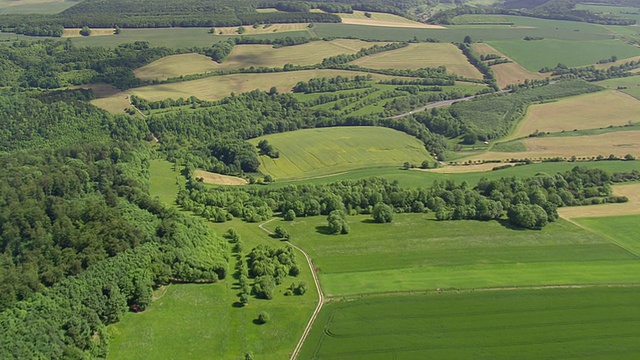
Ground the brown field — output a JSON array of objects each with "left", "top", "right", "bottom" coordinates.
[
  {"left": 422, "top": 162, "right": 513, "bottom": 173},
  {"left": 62, "top": 28, "right": 115, "bottom": 37},
  {"left": 339, "top": 10, "right": 446, "bottom": 29},
  {"left": 350, "top": 43, "right": 483, "bottom": 79},
  {"left": 129, "top": 69, "right": 413, "bottom": 101},
  {"left": 465, "top": 131, "right": 640, "bottom": 162},
  {"left": 78, "top": 84, "right": 128, "bottom": 114},
  {"left": 510, "top": 90, "right": 640, "bottom": 139},
  {"left": 471, "top": 43, "right": 547, "bottom": 88},
  {"left": 213, "top": 23, "right": 309, "bottom": 35},
  {"left": 593, "top": 56, "right": 640, "bottom": 70},
  {"left": 559, "top": 183, "right": 640, "bottom": 219},
  {"left": 193, "top": 170, "right": 248, "bottom": 186},
  {"left": 134, "top": 39, "right": 382, "bottom": 81}
]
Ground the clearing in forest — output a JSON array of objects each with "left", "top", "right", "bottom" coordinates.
[
  {"left": 350, "top": 42, "right": 483, "bottom": 79},
  {"left": 559, "top": 183, "right": 640, "bottom": 219},
  {"left": 338, "top": 10, "right": 446, "bottom": 29},
  {"left": 213, "top": 23, "right": 310, "bottom": 35},
  {"left": 134, "top": 39, "right": 382, "bottom": 81},
  {"left": 249, "top": 127, "right": 433, "bottom": 181},
  {"left": 193, "top": 169, "right": 248, "bottom": 186},
  {"left": 62, "top": 28, "right": 115, "bottom": 37},
  {"left": 129, "top": 69, "right": 408, "bottom": 101},
  {"left": 510, "top": 90, "right": 640, "bottom": 139},
  {"left": 471, "top": 42, "right": 547, "bottom": 88}
]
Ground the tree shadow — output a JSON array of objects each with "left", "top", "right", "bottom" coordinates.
[
  {"left": 231, "top": 302, "right": 245, "bottom": 308},
  {"left": 360, "top": 219, "right": 377, "bottom": 224},
  {"left": 315, "top": 225, "right": 334, "bottom": 235},
  {"left": 496, "top": 219, "right": 527, "bottom": 231},
  {"left": 252, "top": 319, "right": 266, "bottom": 325}
]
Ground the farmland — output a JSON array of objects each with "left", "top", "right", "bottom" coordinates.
[
  {"left": 509, "top": 90, "right": 640, "bottom": 139},
  {"left": 471, "top": 42, "right": 547, "bottom": 88},
  {"left": 134, "top": 39, "right": 380, "bottom": 81},
  {"left": 299, "top": 287, "right": 640, "bottom": 359},
  {"left": 0, "top": 0, "right": 74, "bottom": 14},
  {"left": 350, "top": 43, "right": 483, "bottom": 79},
  {"left": 574, "top": 215, "right": 640, "bottom": 255},
  {"left": 249, "top": 127, "right": 433, "bottom": 181},
  {"left": 558, "top": 183, "right": 640, "bottom": 219},
  {"left": 338, "top": 10, "right": 445, "bottom": 29},
  {"left": 596, "top": 76, "right": 640, "bottom": 100}
]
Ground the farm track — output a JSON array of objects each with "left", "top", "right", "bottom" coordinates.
[
  {"left": 258, "top": 218, "right": 326, "bottom": 360},
  {"left": 389, "top": 89, "right": 510, "bottom": 119}
]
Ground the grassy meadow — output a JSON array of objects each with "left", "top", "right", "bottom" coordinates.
[
  {"left": 299, "top": 287, "right": 640, "bottom": 359},
  {"left": 596, "top": 76, "right": 640, "bottom": 100},
  {"left": 471, "top": 42, "right": 547, "bottom": 88},
  {"left": 509, "top": 90, "right": 640, "bottom": 139},
  {"left": 249, "top": 127, "right": 433, "bottom": 181},
  {"left": 0, "top": 0, "right": 74, "bottom": 14},
  {"left": 350, "top": 42, "right": 483, "bottom": 79},
  {"left": 574, "top": 215, "right": 640, "bottom": 255},
  {"left": 338, "top": 10, "right": 445, "bottom": 29},
  {"left": 268, "top": 213, "right": 640, "bottom": 296}
]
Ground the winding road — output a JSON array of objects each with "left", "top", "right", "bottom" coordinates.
[
  {"left": 258, "top": 219, "right": 325, "bottom": 360},
  {"left": 388, "top": 89, "right": 510, "bottom": 119}
]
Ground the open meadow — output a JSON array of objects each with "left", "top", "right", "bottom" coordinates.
[
  {"left": 134, "top": 39, "right": 380, "bottom": 81},
  {"left": 213, "top": 23, "right": 310, "bottom": 35},
  {"left": 0, "top": 0, "right": 74, "bottom": 14},
  {"left": 574, "top": 215, "right": 640, "bottom": 255},
  {"left": 350, "top": 42, "right": 483, "bottom": 79},
  {"left": 299, "top": 287, "right": 640, "bottom": 359},
  {"left": 509, "top": 90, "right": 640, "bottom": 139},
  {"left": 268, "top": 213, "right": 640, "bottom": 296},
  {"left": 471, "top": 42, "right": 547, "bottom": 88},
  {"left": 248, "top": 127, "right": 433, "bottom": 181},
  {"left": 596, "top": 76, "right": 640, "bottom": 100},
  {"left": 338, "top": 10, "right": 445, "bottom": 29}
]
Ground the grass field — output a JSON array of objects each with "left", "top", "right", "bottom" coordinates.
[
  {"left": 596, "top": 76, "right": 640, "bottom": 100},
  {"left": 488, "top": 39, "right": 640, "bottom": 71},
  {"left": 559, "top": 183, "right": 640, "bottom": 219},
  {"left": 299, "top": 287, "right": 640, "bottom": 359},
  {"left": 193, "top": 169, "right": 247, "bottom": 186},
  {"left": 574, "top": 215, "right": 640, "bottom": 255},
  {"left": 213, "top": 23, "right": 310, "bottom": 35},
  {"left": 471, "top": 42, "right": 547, "bottom": 88},
  {"left": 509, "top": 90, "right": 640, "bottom": 139},
  {"left": 62, "top": 28, "right": 115, "bottom": 38},
  {"left": 129, "top": 69, "right": 407, "bottom": 101},
  {"left": 134, "top": 39, "right": 381, "bottom": 81},
  {"left": 248, "top": 127, "right": 433, "bottom": 181},
  {"left": 350, "top": 43, "right": 483, "bottom": 79},
  {"left": 108, "top": 161, "right": 318, "bottom": 359},
  {"left": 338, "top": 10, "right": 445, "bottom": 29},
  {"left": 268, "top": 213, "right": 640, "bottom": 296},
  {"left": 0, "top": 0, "right": 74, "bottom": 14}
]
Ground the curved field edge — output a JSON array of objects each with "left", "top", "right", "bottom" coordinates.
[{"left": 298, "top": 287, "right": 640, "bottom": 359}]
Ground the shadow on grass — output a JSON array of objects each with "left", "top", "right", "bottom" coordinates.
[
  {"left": 231, "top": 301, "right": 245, "bottom": 308},
  {"left": 315, "top": 225, "right": 335, "bottom": 235},
  {"left": 496, "top": 218, "right": 528, "bottom": 231},
  {"left": 360, "top": 219, "right": 377, "bottom": 224}
]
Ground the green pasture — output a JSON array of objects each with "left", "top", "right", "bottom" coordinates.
[
  {"left": 268, "top": 213, "right": 640, "bottom": 296},
  {"left": 576, "top": 4, "right": 640, "bottom": 23},
  {"left": 249, "top": 126, "right": 434, "bottom": 181},
  {"left": 299, "top": 287, "right": 640, "bottom": 359},
  {"left": 0, "top": 0, "right": 74, "bottom": 14},
  {"left": 574, "top": 215, "right": 640, "bottom": 255},
  {"left": 487, "top": 39, "right": 640, "bottom": 71},
  {"left": 149, "top": 159, "right": 184, "bottom": 206},
  {"left": 596, "top": 76, "right": 640, "bottom": 100}
]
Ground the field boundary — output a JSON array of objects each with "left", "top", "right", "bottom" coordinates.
[
  {"left": 562, "top": 217, "right": 640, "bottom": 258},
  {"left": 258, "top": 218, "right": 326, "bottom": 360}
]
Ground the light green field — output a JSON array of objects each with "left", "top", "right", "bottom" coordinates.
[
  {"left": 129, "top": 69, "right": 405, "bottom": 101},
  {"left": 267, "top": 213, "right": 640, "bottom": 296},
  {"left": 0, "top": 0, "right": 74, "bottom": 14},
  {"left": 488, "top": 39, "right": 640, "bottom": 72},
  {"left": 134, "top": 39, "right": 380, "bottom": 81},
  {"left": 576, "top": 4, "right": 640, "bottom": 23},
  {"left": 248, "top": 127, "right": 434, "bottom": 181},
  {"left": 149, "top": 159, "right": 183, "bottom": 206},
  {"left": 339, "top": 10, "right": 419, "bottom": 24},
  {"left": 596, "top": 76, "right": 640, "bottom": 100},
  {"left": 299, "top": 287, "right": 640, "bottom": 359},
  {"left": 350, "top": 42, "right": 483, "bottom": 79},
  {"left": 108, "top": 161, "right": 318, "bottom": 360},
  {"left": 574, "top": 215, "right": 640, "bottom": 255}
]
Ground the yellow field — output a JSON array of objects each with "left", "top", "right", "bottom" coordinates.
[
  {"left": 419, "top": 162, "right": 513, "bottom": 173},
  {"left": 193, "top": 170, "right": 247, "bottom": 186},
  {"left": 471, "top": 43, "right": 547, "bottom": 88},
  {"left": 510, "top": 90, "right": 640, "bottom": 139},
  {"left": 339, "top": 11, "right": 445, "bottom": 29},
  {"left": 135, "top": 39, "right": 382, "bottom": 81},
  {"left": 213, "top": 23, "right": 309, "bottom": 35},
  {"left": 559, "top": 183, "right": 640, "bottom": 219},
  {"left": 62, "top": 28, "right": 115, "bottom": 37},
  {"left": 129, "top": 69, "right": 409, "bottom": 101},
  {"left": 468, "top": 131, "right": 640, "bottom": 162},
  {"left": 350, "top": 43, "right": 483, "bottom": 79}
]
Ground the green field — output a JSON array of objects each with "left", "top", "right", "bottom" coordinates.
[
  {"left": 299, "top": 287, "right": 640, "bottom": 359},
  {"left": 596, "top": 76, "right": 640, "bottom": 100},
  {"left": 488, "top": 39, "right": 640, "bottom": 71},
  {"left": 0, "top": 0, "right": 74, "bottom": 14},
  {"left": 249, "top": 127, "right": 434, "bottom": 181},
  {"left": 269, "top": 213, "right": 640, "bottom": 296},
  {"left": 107, "top": 160, "right": 318, "bottom": 359},
  {"left": 574, "top": 215, "right": 640, "bottom": 255}
]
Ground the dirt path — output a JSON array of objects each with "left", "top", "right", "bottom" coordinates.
[
  {"left": 128, "top": 95, "right": 147, "bottom": 118},
  {"left": 258, "top": 218, "right": 325, "bottom": 360},
  {"left": 389, "top": 90, "right": 509, "bottom": 119}
]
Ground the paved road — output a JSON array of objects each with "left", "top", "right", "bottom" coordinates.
[
  {"left": 389, "top": 90, "right": 510, "bottom": 119},
  {"left": 258, "top": 219, "right": 325, "bottom": 360}
]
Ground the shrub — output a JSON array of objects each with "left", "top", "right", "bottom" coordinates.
[{"left": 257, "top": 311, "right": 270, "bottom": 324}]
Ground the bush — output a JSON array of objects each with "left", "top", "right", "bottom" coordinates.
[
  {"left": 372, "top": 203, "right": 394, "bottom": 223},
  {"left": 79, "top": 26, "right": 91, "bottom": 36},
  {"left": 257, "top": 311, "right": 270, "bottom": 324}
]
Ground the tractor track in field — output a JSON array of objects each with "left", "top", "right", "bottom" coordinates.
[{"left": 258, "top": 218, "right": 326, "bottom": 360}]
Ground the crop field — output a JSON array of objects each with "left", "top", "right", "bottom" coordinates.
[
  {"left": 213, "top": 23, "right": 310, "bottom": 35},
  {"left": 249, "top": 127, "right": 432, "bottom": 181},
  {"left": 270, "top": 213, "right": 640, "bottom": 296},
  {"left": 134, "top": 39, "right": 381, "bottom": 81},
  {"left": 299, "top": 287, "right": 640, "bottom": 359},
  {"left": 487, "top": 39, "right": 640, "bottom": 71},
  {"left": 574, "top": 215, "right": 640, "bottom": 255},
  {"left": 509, "top": 90, "right": 640, "bottom": 139},
  {"left": 576, "top": 4, "right": 640, "bottom": 24},
  {"left": 471, "top": 42, "right": 547, "bottom": 88},
  {"left": 0, "top": 0, "right": 74, "bottom": 14},
  {"left": 558, "top": 183, "right": 640, "bottom": 219},
  {"left": 350, "top": 43, "right": 483, "bottom": 79},
  {"left": 62, "top": 28, "right": 115, "bottom": 38},
  {"left": 129, "top": 69, "right": 404, "bottom": 101},
  {"left": 338, "top": 10, "right": 445, "bottom": 29},
  {"left": 596, "top": 76, "right": 640, "bottom": 100},
  {"left": 193, "top": 169, "right": 248, "bottom": 186}
]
